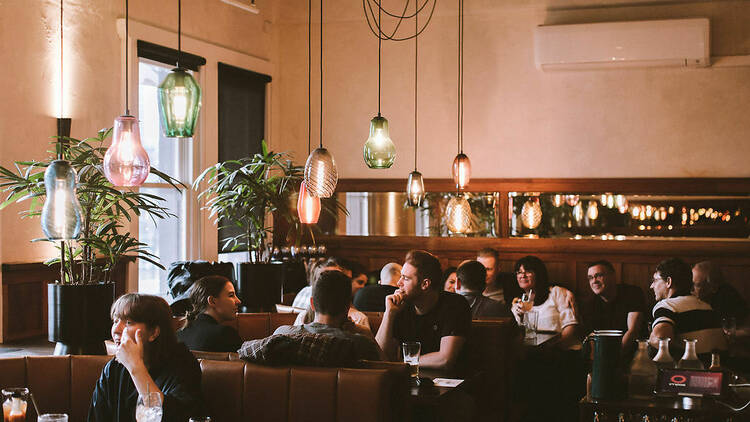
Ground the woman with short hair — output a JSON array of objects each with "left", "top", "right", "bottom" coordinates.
[{"left": 88, "top": 293, "right": 205, "bottom": 422}]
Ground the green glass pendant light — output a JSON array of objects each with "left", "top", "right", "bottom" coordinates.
[{"left": 158, "top": 0, "right": 202, "bottom": 138}]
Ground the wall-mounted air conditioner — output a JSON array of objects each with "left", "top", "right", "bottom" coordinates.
[{"left": 534, "top": 18, "right": 710, "bottom": 71}]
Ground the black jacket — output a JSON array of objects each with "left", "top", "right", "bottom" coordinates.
[{"left": 177, "top": 313, "right": 243, "bottom": 353}]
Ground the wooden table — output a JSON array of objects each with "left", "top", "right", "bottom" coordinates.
[
  {"left": 409, "top": 368, "right": 480, "bottom": 421},
  {"left": 523, "top": 331, "right": 561, "bottom": 348}
]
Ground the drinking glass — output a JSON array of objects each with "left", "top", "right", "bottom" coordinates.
[
  {"left": 524, "top": 310, "right": 538, "bottom": 340},
  {"left": 722, "top": 317, "right": 736, "bottom": 340},
  {"left": 521, "top": 292, "right": 533, "bottom": 312},
  {"left": 402, "top": 341, "right": 421, "bottom": 383},
  {"left": 38, "top": 414, "right": 68, "bottom": 422},
  {"left": 136, "top": 392, "right": 163, "bottom": 422},
  {"left": 2, "top": 388, "right": 29, "bottom": 422},
  {"left": 189, "top": 418, "right": 212, "bottom": 422}
]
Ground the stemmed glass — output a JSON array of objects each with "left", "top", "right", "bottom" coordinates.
[{"left": 136, "top": 392, "right": 163, "bottom": 422}]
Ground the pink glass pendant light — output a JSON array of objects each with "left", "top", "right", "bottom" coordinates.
[{"left": 297, "top": 180, "right": 321, "bottom": 224}]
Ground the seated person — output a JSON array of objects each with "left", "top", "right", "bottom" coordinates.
[
  {"left": 349, "top": 260, "right": 369, "bottom": 297},
  {"left": 89, "top": 294, "right": 205, "bottom": 422},
  {"left": 292, "top": 256, "right": 352, "bottom": 309},
  {"left": 692, "top": 260, "right": 748, "bottom": 323},
  {"left": 477, "top": 247, "right": 515, "bottom": 305},
  {"left": 177, "top": 275, "right": 243, "bottom": 352},
  {"left": 376, "top": 250, "right": 471, "bottom": 371},
  {"left": 442, "top": 266, "right": 457, "bottom": 293},
  {"left": 509, "top": 255, "right": 580, "bottom": 350},
  {"left": 295, "top": 259, "right": 371, "bottom": 332},
  {"left": 455, "top": 260, "right": 511, "bottom": 318},
  {"left": 649, "top": 258, "right": 727, "bottom": 357},
  {"left": 353, "top": 262, "right": 402, "bottom": 312},
  {"left": 578, "top": 260, "right": 646, "bottom": 354},
  {"left": 274, "top": 270, "right": 383, "bottom": 361}
]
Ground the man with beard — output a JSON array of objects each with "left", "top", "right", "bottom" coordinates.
[{"left": 375, "top": 250, "right": 471, "bottom": 371}]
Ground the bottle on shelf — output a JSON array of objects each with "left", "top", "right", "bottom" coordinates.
[
  {"left": 629, "top": 340, "right": 658, "bottom": 398},
  {"left": 676, "top": 339, "right": 704, "bottom": 370},
  {"left": 709, "top": 351, "right": 722, "bottom": 371},
  {"left": 653, "top": 338, "right": 674, "bottom": 369}
]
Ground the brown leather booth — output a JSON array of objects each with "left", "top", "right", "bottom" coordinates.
[{"left": 0, "top": 355, "right": 409, "bottom": 422}]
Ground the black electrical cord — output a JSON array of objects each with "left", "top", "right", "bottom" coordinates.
[
  {"left": 308, "top": 0, "right": 311, "bottom": 155},
  {"left": 125, "top": 0, "right": 130, "bottom": 115},
  {"left": 177, "top": 0, "right": 182, "bottom": 68},
  {"left": 414, "top": 0, "right": 418, "bottom": 171},
  {"left": 362, "top": 0, "right": 437, "bottom": 41}
]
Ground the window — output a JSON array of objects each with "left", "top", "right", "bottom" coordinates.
[{"left": 137, "top": 59, "right": 197, "bottom": 295}]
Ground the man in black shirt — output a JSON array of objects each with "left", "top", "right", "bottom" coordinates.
[
  {"left": 376, "top": 250, "right": 471, "bottom": 371},
  {"left": 692, "top": 261, "right": 748, "bottom": 323},
  {"left": 456, "top": 260, "right": 511, "bottom": 318},
  {"left": 578, "top": 260, "right": 646, "bottom": 353},
  {"left": 353, "top": 262, "right": 401, "bottom": 312}
]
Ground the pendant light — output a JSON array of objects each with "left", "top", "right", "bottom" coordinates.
[
  {"left": 451, "top": 0, "right": 471, "bottom": 190},
  {"left": 521, "top": 197, "right": 543, "bottom": 229},
  {"left": 42, "top": 0, "right": 82, "bottom": 242},
  {"left": 298, "top": 0, "right": 321, "bottom": 224},
  {"left": 304, "top": 0, "right": 338, "bottom": 198},
  {"left": 104, "top": 0, "right": 150, "bottom": 187},
  {"left": 446, "top": 194, "right": 472, "bottom": 234},
  {"left": 406, "top": 1, "right": 424, "bottom": 207},
  {"left": 363, "top": 3, "right": 396, "bottom": 169},
  {"left": 158, "top": 0, "right": 202, "bottom": 138}
]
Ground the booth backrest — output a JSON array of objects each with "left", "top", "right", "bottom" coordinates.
[{"left": 0, "top": 355, "right": 409, "bottom": 422}]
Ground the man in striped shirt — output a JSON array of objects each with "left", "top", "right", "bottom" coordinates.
[{"left": 648, "top": 258, "right": 727, "bottom": 358}]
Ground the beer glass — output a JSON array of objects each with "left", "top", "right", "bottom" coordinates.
[{"left": 402, "top": 341, "right": 421, "bottom": 382}]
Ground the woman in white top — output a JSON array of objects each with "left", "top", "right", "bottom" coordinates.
[{"left": 510, "top": 255, "right": 580, "bottom": 349}]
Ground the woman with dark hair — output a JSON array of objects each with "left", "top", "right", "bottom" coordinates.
[
  {"left": 442, "top": 266, "right": 458, "bottom": 293},
  {"left": 509, "top": 255, "right": 579, "bottom": 349},
  {"left": 88, "top": 294, "right": 205, "bottom": 422},
  {"left": 177, "top": 275, "right": 243, "bottom": 352}
]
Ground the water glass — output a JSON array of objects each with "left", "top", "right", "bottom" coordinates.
[
  {"left": 402, "top": 341, "right": 421, "bottom": 382},
  {"left": 189, "top": 418, "right": 212, "bottom": 422},
  {"left": 524, "top": 310, "right": 538, "bottom": 340},
  {"left": 38, "top": 414, "right": 69, "bottom": 422},
  {"left": 136, "top": 392, "right": 163, "bottom": 422}
]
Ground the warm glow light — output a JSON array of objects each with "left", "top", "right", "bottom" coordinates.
[
  {"left": 446, "top": 195, "right": 472, "bottom": 234},
  {"left": 41, "top": 160, "right": 82, "bottom": 240},
  {"left": 521, "top": 198, "right": 543, "bottom": 229},
  {"left": 363, "top": 115, "right": 396, "bottom": 168},
  {"left": 303, "top": 147, "right": 338, "bottom": 198},
  {"left": 552, "top": 194, "right": 565, "bottom": 207},
  {"left": 297, "top": 181, "right": 321, "bottom": 224},
  {"left": 587, "top": 201, "right": 599, "bottom": 220},
  {"left": 451, "top": 153, "right": 471, "bottom": 190},
  {"left": 565, "top": 194, "right": 579, "bottom": 207},
  {"left": 406, "top": 171, "right": 425, "bottom": 207},
  {"left": 573, "top": 202, "right": 584, "bottom": 222},
  {"left": 158, "top": 69, "right": 202, "bottom": 138},
  {"left": 103, "top": 115, "right": 150, "bottom": 186}
]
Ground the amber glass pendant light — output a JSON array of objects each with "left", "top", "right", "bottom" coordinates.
[
  {"left": 298, "top": 0, "right": 321, "bottom": 224},
  {"left": 158, "top": 0, "right": 202, "bottom": 138},
  {"left": 406, "top": 2, "right": 424, "bottom": 207},
  {"left": 42, "top": 0, "right": 82, "bottom": 242},
  {"left": 304, "top": 0, "right": 338, "bottom": 198},
  {"left": 451, "top": 0, "right": 471, "bottom": 190},
  {"left": 104, "top": 0, "right": 150, "bottom": 187},
  {"left": 446, "top": 194, "right": 472, "bottom": 234},
  {"left": 363, "top": 3, "right": 396, "bottom": 169},
  {"left": 521, "top": 197, "right": 542, "bottom": 229}
]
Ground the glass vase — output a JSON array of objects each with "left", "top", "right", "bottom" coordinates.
[
  {"left": 652, "top": 338, "right": 674, "bottom": 370},
  {"left": 629, "top": 340, "right": 657, "bottom": 398},
  {"left": 676, "top": 339, "right": 704, "bottom": 369}
]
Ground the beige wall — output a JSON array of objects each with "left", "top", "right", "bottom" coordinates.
[
  {"left": 0, "top": 0, "right": 273, "bottom": 264},
  {"left": 273, "top": 0, "right": 750, "bottom": 181}
]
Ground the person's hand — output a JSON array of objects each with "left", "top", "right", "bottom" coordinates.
[
  {"left": 385, "top": 290, "right": 406, "bottom": 314},
  {"left": 511, "top": 297, "right": 525, "bottom": 317},
  {"left": 116, "top": 328, "right": 146, "bottom": 374}
]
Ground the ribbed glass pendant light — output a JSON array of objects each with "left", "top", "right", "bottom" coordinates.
[
  {"left": 304, "top": 0, "right": 338, "bottom": 198},
  {"left": 42, "top": 0, "right": 82, "bottom": 242},
  {"left": 446, "top": 195, "right": 472, "bottom": 234},
  {"left": 158, "top": 0, "right": 202, "bottom": 138},
  {"left": 521, "top": 197, "right": 542, "bottom": 229},
  {"left": 363, "top": 3, "right": 396, "bottom": 169},
  {"left": 451, "top": 0, "right": 471, "bottom": 190},
  {"left": 406, "top": 2, "right": 424, "bottom": 207},
  {"left": 104, "top": 0, "right": 150, "bottom": 187},
  {"left": 298, "top": 0, "right": 321, "bottom": 224}
]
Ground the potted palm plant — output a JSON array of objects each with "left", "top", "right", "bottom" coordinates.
[
  {"left": 0, "top": 128, "right": 182, "bottom": 354},
  {"left": 193, "top": 141, "right": 344, "bottom": 311}
]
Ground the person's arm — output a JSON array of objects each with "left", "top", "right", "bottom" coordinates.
[
  {"left": 622, "top": 311, "right": 645, "bottom": 348},
  {"left": 556, "top": 287, "right": 581, "bottom": 349},
  {"left": 87, "top": 361, "right": 114, "bottom": 422},
  {"left": 375, "top": 292, "right": 405, "bottom": 361},
  {"left": 559, "top": 324, "right": 579, "bottom": 349},
  {"left": 649, "top": 322, "right": 675, "bottom": 349},
  {"left": 116, "top": 329, "right": 163, "bottom": 401},
  {"left": 419, "top": 336, "right": 466, "bottom": 370}
]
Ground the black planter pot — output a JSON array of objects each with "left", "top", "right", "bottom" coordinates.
[
  {"left": 48, "top": 283, "right": 115, "bottom": 355},
  {"left": 236, "top": 262, "right": 283, "bottom": 313}
]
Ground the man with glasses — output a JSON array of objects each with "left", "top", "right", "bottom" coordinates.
[
  {"left": 578, "top": 260, "right": 646, "bottom": 354},
  {"left": 649, "top": 258, "right": 727, "bottom": 357}
]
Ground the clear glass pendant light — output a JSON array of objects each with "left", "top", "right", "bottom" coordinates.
[
  {"left": 452, "top": 153, "right": 471, "bottom": 190},
  {"left": 451, "top": 0, "right": 470, "bottom": 190},
  {"left": 406, "top": 171, "right": 425, "bottom": 207},
  {"left": 405, "top": 4, "right": 424, "bottom": 208},
  {"left": 104, "top": 0, "right": 150, "bottom": 187},
  {"left": 446, "top": 195, "right": 472, "bottom": 234},
  {"left": 363, "top": 2, "right": 395, "bottom": 169},
  {"left": 158, "top": 0, "right": 201, "bottom": 138},
  {"left": 297, "top": 0, "right": 321, "bottom": 224},
  {"left": 42, "top": 160, "right": 83, "bottom": 240},
  {"left": 303, "top": 0, "right": 337, "bottom": 197}
]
